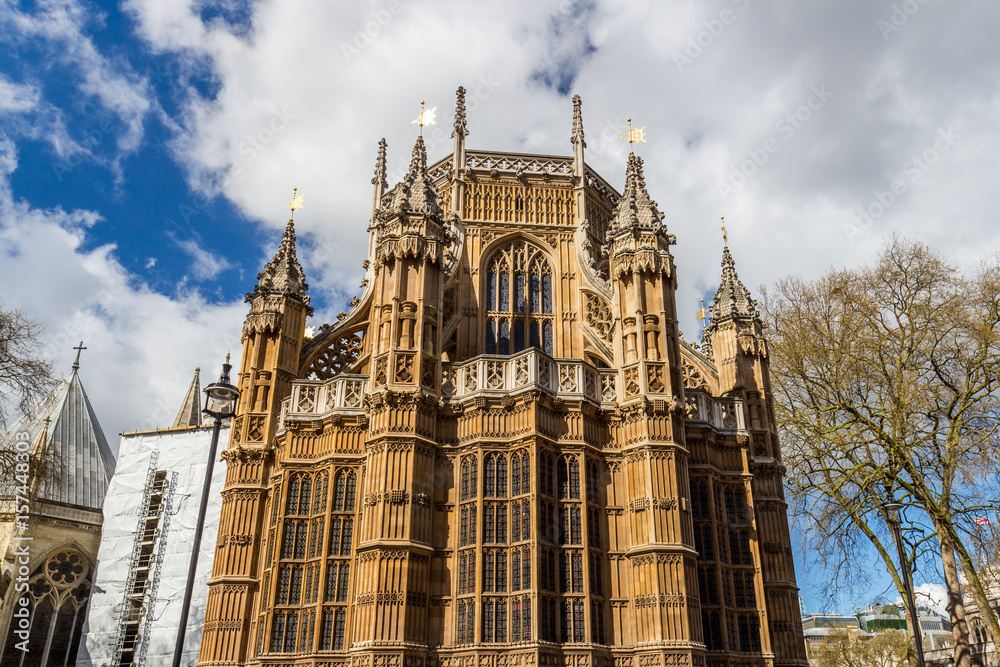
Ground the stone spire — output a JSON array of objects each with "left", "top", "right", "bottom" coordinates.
[
  {"left": 571, "top": 94, "right": 586, "bottom": 148},
  {"left": 390, "top": 134, "right": 444, "bottom": 218},
  {"left": 453, "top": 85, "right": 468, "bottom": 138},
  {"left": 372, "top": 137, "right": 388, "bottom": 217},
  {"left": 709, "top": 243, "right": 759, "bottom": 327},
  {"left": 171, "top": 367, "right": 203, "bottom": 428},
  {"left": 249, "top": 218, "right": 310, "bottom": 305},
  {"left": 608, "top": 152, "right": 665, "bottom": 237}
]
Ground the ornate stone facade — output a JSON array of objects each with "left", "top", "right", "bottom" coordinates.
[{"left": 199, "top": 90, "right": 808, "bottom": 667}]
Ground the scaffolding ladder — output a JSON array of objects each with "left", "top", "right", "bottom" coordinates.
[
  {"left": 137, "top": 469, "right": 178, "bottom": 665},
  {"left": 112, "top": 452, "right": 163, "bottom": 667}
]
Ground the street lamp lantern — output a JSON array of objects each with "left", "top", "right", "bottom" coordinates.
[
  {"left": 881, "top": 486, "right": 926, "bottom": 667},
  {"left": 172, "top": 355, "right": 240, "bottom": 667}
]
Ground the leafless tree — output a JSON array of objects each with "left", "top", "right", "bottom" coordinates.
[{"left": 762, "top": 237, "right": 1000, "bottom": 667}]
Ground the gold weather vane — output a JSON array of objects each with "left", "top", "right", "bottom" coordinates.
[
  {"left": 412, "top": 100, "right": 437, "bottom": 136},
  {"left": 697, "top": 298, "right": 708, "bottom": 325},
  {"left": 721, "top": 215, "right": 728, "bottom": 245},
  {"left": 620, "top": 118, "right": 647, "bottom": 149},
  {"left": 286, "top": 187, "right": 304, "bottom": 219}
]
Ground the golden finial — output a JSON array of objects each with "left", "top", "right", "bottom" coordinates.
[
  {"left": 286, "top": 187, "right": 304, "bottom": 220},
  {"left": 620, "top": 117, "right": 647, "bottom": 150},
  {"left": 412, "top": 100, "right": 437, "bottom": 136},
  {"left": 697, "top": 298, "right": 708, "bottom": 325},
  {"left": 721, "top": 215, "right": 728, "bottom": 246}
]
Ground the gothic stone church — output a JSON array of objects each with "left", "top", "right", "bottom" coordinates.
[{"left": 199, "top": 90, "right": 808, "bottom": 667}]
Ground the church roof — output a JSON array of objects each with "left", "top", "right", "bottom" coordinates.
[
  {"left": 1, "top": 359, "right": 116, "bottom": 510},
  {"left": 171, "top": 367, "right": 203, "bottom": 428},
  {"left": 389, "top": 135, "right": 444, "bottom": 218},
  {"left": 608, "top": 152, "right": 664, "bottom": 237},
  {"left": 249, "top": 218, "right": 310, "bottom": 302},
  {"left": 710, "top": 244, "right": 760, "bottom": 326}
]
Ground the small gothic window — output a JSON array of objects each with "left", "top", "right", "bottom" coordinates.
[{"left": 485, "top": 240, "right": 554, "bottom": 356}]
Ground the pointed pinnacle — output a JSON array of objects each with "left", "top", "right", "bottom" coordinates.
[
  {"left": 571, "top": 94, "right": 586, "bottom": 148},
  {"left": 453, "top": 86, "right": 468, "bottom": 138},
  {"left": 372, "top": 138, "right": 388, "bottom": 190}
]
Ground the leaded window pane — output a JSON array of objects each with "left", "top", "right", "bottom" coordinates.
[
  {"left": 522, "top": 454, "right": 530, "bottom": 491},
  {"left": 334, "top": 474, "right": 346, "bottom": 511},
  {"left": 470, "top": 459, "right": 478, "bottom": 498},
  {"left": 458, "top": 602, "right": 467, "bottom": 644},
  {"left": 345, "top": 474, "right": 356, "bottom": 511},
  {"left": 290, "top": 566, "right": 303, "bottom": 603},
  {"left": 512, "top": 599, "right": 521, "bottom": 642},
  {"left": 570, "top": 506, "right": 582, "bottom": 544},
  {"left": 497, "top": 504, "right": 507, "bottom": 543},
  {"left": 284, "top": 612, "right": 298, "bottom": 652},
  {"left": 295, "top": 522, "right": 308, "bottom": 559},
  {"left": 512, "top": 502, "right": 521, "bottom": 543},
  {"left": 543, "top": 321, "right": 553, "bottom": 355},
  {"left": 497, "top": 457, "right": 507, "bottom": 497},
  {"left": 573, "top": 600, "right": 585, "bottom": 642},
  {"left": 572, "top": 552, "right": 583, "bottom": 592},
  {"left": 514, "top": 319, "right": 525, "bottom": 352},
  {"left": 499, "top": 320, "right": 510, "bottom": 355},
  {"left": 569, "top": 459, "right": 580, "bottom": 498},
  {"left": 271, "top": 612, "right": 285, "bottom": 652},
  {"left": 485, "top": 456, "right": 496, "bottom": 497},
  {"left": 484, "top": 551, "right": 495, "bottom": 592},
  {"left": 334, "top": 609, "right": 346, "bottom": 650},
  {"left": 321, "top": 610, "right": 333, "bottom": 650},
  {"left": 542, "top": 274, "right": 553, "bottom": 313},
  {"left": 523, "top": 503, "right": 530, "bottom": 540},
  {"left": 286, "top": 476, "right": 300, "bottom": 514},
  {"left": 499, "top": 273, "right": 510, "bottom": 311},
  {"left": 523, "top": 549, "right": 531, "bottom": 587},
  {"left": 523, "top": 598, "right": 532, "bottom": 640},
  {"left": 530, "top": 274, "right": 540, "bottom": 313},
  {"left": 485, "top": 506, "right": 495, "bottom": 543},
  {"left": 497, "top": 551, "right": 507, "bottom": 592},
  {"left": 486, "top": 319, "right": 497, "bottom": 354},
  {"left": 487, "top": 272, "right": 497, "bottom": 311},
  {"left": 470, "top": 506, "right": 478, "bottom": 543},
  {"left": 337, "top": 563, "right": 350, "bottom": 602},
  {"left": 512, "top": 454, "right": 521, "bottom": 496},
  {"left": 299, "top": 477, "right": 312, "bottom": 515},
  {"left": 529, "top": 320, "right": 540, "bottom": 350},
  {"left": 496, "top": 600, "right": 507, "bottom": 642},
  {"left": 341, "top": 519, "right": 353, "bottom": 556},
  {"left": 512, "top": 549, "right": 521, "bottom": 590}
]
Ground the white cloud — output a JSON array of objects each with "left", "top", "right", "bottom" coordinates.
[
  {"left": 110, "top": 0, "right": 1000, "bottom": 337},
  {"left": 0, "top": 0, "right": 153, "bottom": 169},
  {"left": 0, "top": 76, "right": 40, "bottom": 113},
  {"left": 168, "top": 232, "right": 235, "bottom": 281},
  {"left": 898, "top": 582, "right": 948, "bottom": 618},
  {"left": 0, "top": 138, "right": 245, "bottom": 447}
]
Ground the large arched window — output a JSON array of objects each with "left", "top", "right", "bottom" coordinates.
[
  {"left": 485, "top": 240, "right": 554, "bottom": 356},
  {"left": 0, "top": 549, "right": 92, "bottom": 667}
]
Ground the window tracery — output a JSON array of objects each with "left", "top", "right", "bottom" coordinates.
[{"left": 484, "top": 240, "right": 554, "bottom": 356}]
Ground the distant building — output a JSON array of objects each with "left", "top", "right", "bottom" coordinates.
[
  {"left": 0, "top": 348, "right": 115, "bottom": 666},
  {"left": 801, "top": 612, "right": 864, "bottom": 648},
  {"left": 857, "top": 604, "right": 953, "bottom": 655},
  {"left": 76, "top": 367, "right": 229, "bottom": 667}
]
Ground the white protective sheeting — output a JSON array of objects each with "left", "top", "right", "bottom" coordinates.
[{"left": 77, "top": 426, "right": 229, "bottom": 666}]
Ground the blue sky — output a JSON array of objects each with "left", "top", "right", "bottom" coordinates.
[{"left": 3, "top": 0, "right": 999, "bottom": 616}]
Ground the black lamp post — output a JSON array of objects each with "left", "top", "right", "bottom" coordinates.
[
  {"left": 882, "top": 486, "right": 926, "bottom": 667},
  {"left": 172, "top": 355, "right": 240, "bottom": 667}
]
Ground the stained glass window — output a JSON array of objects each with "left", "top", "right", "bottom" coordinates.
[
  {"left": 573, "top": 600, "right": 585, "bottom": 642},
  {"left": 299, "top": 477, "right": 312, "bottom": 515},
  {"left": 497, "top": 551, "right": 507, "bottom": 591},
  {"left": 511, "top": 453, "right": 521, "bottom": 495},
  {"left": 512, "top": 548, "right": 521, "bottom": 590},
  {"left": 523, "top": 598, "right": 532, "bottom": 641},
  {"left": 284, "top": 612, "right": 298, "bottom": 652},
  {"left": 522, "top": 548, "right": 531, "bottom": 587},
  {"left": 496, "top": 600, "right": 507, "bottom": 642},
  {"left": 497, "top": 503, "right": 507, "bottom": 543},
  {"left": 512, "top": 599, "right": 521, "bottom": 642}
]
